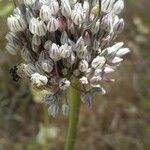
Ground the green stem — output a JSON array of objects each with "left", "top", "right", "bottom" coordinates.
[
  {"left": 42, "top": 105, "right": 50, "bottom": 150},
  {"left": 65, "top": 78, "right": 81, "bottom": 150}
]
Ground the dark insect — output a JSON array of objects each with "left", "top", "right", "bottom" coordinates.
[{"left": 10, "top": 65, "right": 20, "bottom": 82}]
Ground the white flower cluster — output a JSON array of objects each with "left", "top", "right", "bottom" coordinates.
[{"left": 6, "top": 0, "right": 130, "bottom": 117}]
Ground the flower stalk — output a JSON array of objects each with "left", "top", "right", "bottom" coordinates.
[{"left": 65, "top": 77, "right": 81, "bottom": 150}]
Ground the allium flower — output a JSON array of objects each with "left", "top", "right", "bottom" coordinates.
[{"left": 6, "top": 0, "right": 130, "bottom": 117}]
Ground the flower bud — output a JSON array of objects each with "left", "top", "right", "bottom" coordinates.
[
  {"left": 29, "top": 18, "right": 47, "bottom": 36},
  {"left": 60, "top": 44, "right": 72, "bottom": 58},
  {"left": 71, "top": 3, "right": 85, "bottom": 25},
  {"left": 75, "top": 37, "right": 85, "bottom": 52},
  {"left": 69, "top": 0, "right": 77, "bottom": 5},
  {"left": 60, "top": 31, "right": 69, "bottom": 45},
  {"left": 61, "top": 0, "right": 72, "bottom": 17},
  {"left": 59, "top": 78, "right": 70, "bottom": 90},
  {"left": 32, "top": 35, "right": 41, "bottom": 46},
  {"left": 31, "top": 73, "right": 48, "bottom": 87},
  {"left": 35, "top": 61, "right": 43, "bottom": 74},
  {"left": 113, "top": 0, "right": 124, "bottom": 14},
  {"left": 111, "top": 42, "right": 124, "bottom": 52},
  {"left": 116, "top": 48, "right": 130, "bottom": 57},
  {"left": 18, "top": 63, "right": 36, "bottom": 78},
  {"left": 77, "top": 46, "right": 88, "bottom": 59},
  {"left": 47, "top": 17, "right": 59, "bottom": 32},
  {"left": 21, "top": 46, "right": 33, "bottom": 62},
  {"left": 41, "top": 59, "right": 54, "bottom": 73},
  {"left": 90, "top": 76, "right": 102, "bottom": 85},
  {"left": 91, "top": 19, "right": 100, "bottom": 34},
  {"left": 102, "top": 0, "right": 115, "bottom": 13},
  {"left": 40, "top": 5, "right": 52, "bottom": 21},
  {"left": 49, "top": 0, "right": 59, "bottom": 15},
  {"left": 83, "top": 0, "right": 90, "bottom": 12},
  {"left": 7, "top": 15, "right": 27, "bottom": 32},
  {"left": 78, "top": 60, "right": 89, "bottom": 72},
  {"left": 25, "top": 8, "right": 33, "bottom": 23},
  {"left": 5, "top": 32, "right": 21, "bottom": 46},
  {"left": 24, "top": 0, "right": 36, "bottom": 5},
  {"left": 83, "top": 92, "right": 92, "bottom": 106},
  {"left": 43, "top": 94, "right": 57, "bottom": 104},
  {"left": 91, "top": 56, "right": 106, "bottom": 69},
  {"left": 66, "top": 53, "right": 76, "bottom": 67},
  {"left": 104, "top": 66, "right": 114, "bottom": 73},
  {"left": 44, "top": 40, "right": 52, "bottom": 50},
  {"left": 111, "top": 57, "right": 123, "bottom": 64},
  {"left": 83, "top": 31, "right": 91, "bottom": 45},
  {"left": 49, "top": 43, "right": 61, "bottom": 61},
  {"left": 32, "top": 43, "right": 39, "bottom": 53},
  {"left": 48, "top": 104, "right": 60, "bottom": 117},
  {"left": 13, "top": 7, "right": 22, "bottom": 16},
  {"left": 6, "top": 42, "right": 19, "bottom": 55},
  {"left": 90, "top": 84, "right": 106, "bottom": 95},
  {"left": 39, "top": 50, "right": 49, "bottom": 61},
  {"left": 93, "top": 40, "right": 100, "bottom": 52},
  {"left": 113, "top": 18, "right": 125, "bottom": 34},
  {"left": 101, "top": 13, "right": 114, "bottom": 32}
]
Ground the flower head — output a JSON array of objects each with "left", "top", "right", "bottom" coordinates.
[{"left": 6, "top": 0, "right": 130, "bottom": 116}]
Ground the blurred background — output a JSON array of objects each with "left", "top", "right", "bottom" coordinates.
[{"left": 0, "top": 0, "right": 150, "bottom": 150}]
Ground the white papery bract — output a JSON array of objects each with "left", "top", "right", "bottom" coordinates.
[{"left": 6, "top": 0, "right": 130, "bottom": 116}]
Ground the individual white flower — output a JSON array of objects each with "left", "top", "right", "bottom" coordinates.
[
  {"left": 47, "top": 17, "right": 59, "bottom": 32},
  {"left": 60, "top": 31, "right": 69, "bottom": 45},
  {"left": 31, "top": 73, "right": 48, "bottom": 87},
  {"left": 49, "top": 0, "right": 59, "bottom": 15},
  {"left": 29, "top": 18, "right": 47, "bottom": 36},
  {"left": 44, "top": 40, "right": 52, "bottom": 50},
  {"left": 40, "top": 5, "right": 52, "bottom": 21},
  {"left": 101, "top": 12, "right": 114, "bottom": 32},
  {"left": 113, "top": 0, "right": 124, "bottom": 14},
  {"left": 60, "top": 43, "right": 72, "bottom": 58},
  {"left": 49, "top": 43, "right": 61, "bottom": 61},
  {"left": 113, "top": 18, "right": 125, "bottom": 34},
  {"left": 6, "top": 42, "right": 19, "bottom": 55},
  {"left": 80, "top": 76, "right": 88, "bottom": 84},
  {"left": 24, "top": 0, "right": 36, "bottom": 5},
  {"left": 91, "top": 56, "right": 106, "bottom": 69},
  {"left": 116, "top": 48, "right": 130, "bottom": 57},
  {"left": 41, "top": 59, "right": 54, "bottom": 73},
  {"left": 7, "top": 15, "right": 27, "bottom": 32},
  {"left": 78, "top": 60, "right": 89, "bottom": 72},
  {"left": 21, "top": 46, "right": 33, "bottom": 62},
  {"left": 101, "top": 0, "right": 115, "bottom": 13},
  {"left": 32, "top": 35, "right": 42, "bottom": 46},
  {"left": 111, "top": 57, "right": 123, "bottom": 64},
  {"left": 48, "top": 104, "right": 60, "bottom": 117},
  {"left": 71, "top": 3, "right": 85, "bottom": 25},
  {"left": 61, "top": 0, "right": 72, "bottom": 17},
  {"left": 59, "top": 78, "right": 71, "bottom": 90}
]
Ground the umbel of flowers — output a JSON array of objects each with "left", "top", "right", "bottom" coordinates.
[{"left": 6, "top": 0, "right": 130, "bottom": 117}]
